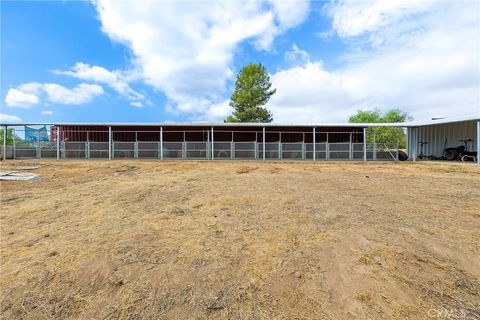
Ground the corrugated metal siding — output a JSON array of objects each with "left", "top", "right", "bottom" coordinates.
[{"left": 408, "top": 121, "right": 477, "bottom": 158}]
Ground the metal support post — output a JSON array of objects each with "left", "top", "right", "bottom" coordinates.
[
  {"left": 254, "top": 132, "right": 258, "bottom": 160},
  {"left": 326, "top": 132, "right": 329, "bottom": 160},
  {"left": 405, "top": 127, "right": 409, "bottom": 159},
  {"left": 363, "top": 128, "right": 367, "bottom": 161},
  {"left": 108, "top": 126, "right": 112, "bottom": 160},
  {"left": 37, "top": 131, "right": 41, "bottom": 158},
  {"left": 211, "top": 126, "right": 214, "bottom": 160},
  {"left": 231, "top": 132, "right": 234, "bottom": 159},
  {"left": 278, "top": 132, "right": 281, "bottom": 160},
  {"left": 302, "top": 132, "right": 305, "bottom": 160},
  {"left": 183, "top": 131, "right": 186, "bottom": 159},
  {"left": 396, "top": 140, "right": 399, "bottom": 161},
  {"left": 160, "top": 127, "right": 163, "bottom": 160},
  {"left": 86, "top": 131, "right": 89, "bottom": 159},
  {"left": 477, "top": 121, "right": 480, "bottom": 165},
  {"left": 56, "top": 127, "right": 60, "bottom": 160},
  {"left": 262, "top": 127, "right": 266, "bottom": 161},
  {"left": 13, "top": 128, "right": 16, "bottom": 160},
  {"left": 412, "top": 128, "right": 417, "bottom": 162},
  {"left": 313, "top": 127, "right": 316, "bottom": 161},
  {"left": 84, "top": 131, "right": 88, "bottom": 159},
  {"left": 373, "top": 133, "right": 377, "bottom": 161},
  {"left": 134, "top": 131, "right": 138, "bottom": 159},
  {"left": 349, "top": 133, "right": 353, "bottom": 160},
  {"left": 206, "top": 130, "right": 209, "bottom": 160},
  {"left": 2, "top": 126, "right": 7, "bottom": 161}
]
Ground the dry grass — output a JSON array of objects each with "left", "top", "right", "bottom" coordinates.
[{"left": 0, "top": 160, "right": 479, "bottom": 319}]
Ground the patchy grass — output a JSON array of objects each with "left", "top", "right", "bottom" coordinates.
[{"left": 0, "top": 160, "right": 479, "bottom": 319}]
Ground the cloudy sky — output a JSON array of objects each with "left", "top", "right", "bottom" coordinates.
[{"left": 1, "top": 0, "right": 479, "bottom": 123}]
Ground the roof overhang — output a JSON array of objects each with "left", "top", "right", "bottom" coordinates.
[
  {"left": 0, "top": 122, "right": 410, "bottom": 128},
  {"left": 402, "top": 115, "right": 480, "bottom": 127},
  {"left": 1, "top": 115, "right": 478, "bottom": 128}
]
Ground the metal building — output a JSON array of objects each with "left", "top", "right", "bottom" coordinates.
[
  {"left": 1, "top": 123, "right": 401, "bottom": 161},
  {"left": 407, "top": 116, "right": 479, "bottom": 163},
  {"left": 1, "top": 115, "right": 479, "bottom": 164}
]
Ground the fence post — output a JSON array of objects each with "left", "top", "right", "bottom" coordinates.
[
  {"left": 396, "top": 140, "right": 399, "bottom": 161},
  {"left": 13, "top": 128, "right": 16, "bottom": 160},
  {"left": 160, "top": 127, "right": 163, "bottom": 160},
  {"left": 326, "top": 132, "right": 329, "bottom": 160},
  {"left": 183, "top": 131, "right": 186, "bottom": 159},
  {"left": 477, "top": 121, "right": 480, "bottom": 165},
  {"left": 86, "top": 131, "right": 89, "bottom": 159},
  {"left": 278, "top": 132, "right": 281, "bottom": 160},
  {"left": 108, "top": 126, "right": 112, "bottom": 160},
  {"left": 37, "top": 131, "right": 40, "bottom": 159},
  {"left": 262, "top": 127, "right": 266, "bottom": 161},
  {"left": 373, "top": 134, "right": 377, "bottom": 161},
  {"left": 413, "top": 128, "right": 417, "bottom": 161},
  {"left": 56, "top": 127, "right": 60, "bottom": 160},
  {"left": 349, "top": 133, "right": 353, "bottom": 160},
  {"left": 313, "top": 127, "right": 316, "bottom": 161},
  {"left": 206, "top": 130, "right": 209, "bottom": 160},
  {"left": 2, "top": 126, "right": 6, "bottom": 161},
  {"left": 211, "top": 126, "right": 214, "bottom": 160},
  {"left": 231, "top": 132, "right": 234, "bottom": 160},
  {"left": 363, "top": 127, "right": 367, "bottom": 161},
  {"left": 134, "top": 131, "right": 138, "bottom": 159}
]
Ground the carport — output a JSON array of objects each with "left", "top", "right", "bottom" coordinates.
[{"left": 406, "top": 116, "right": 480, "bottom": 164}]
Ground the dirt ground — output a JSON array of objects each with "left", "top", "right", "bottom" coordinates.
[{"left": 0, "top": 160, "right": 479, "bottom": 320}]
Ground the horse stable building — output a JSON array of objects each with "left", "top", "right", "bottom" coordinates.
[{"left": 1, "top": 115, "right": 479, "bottom": 163}]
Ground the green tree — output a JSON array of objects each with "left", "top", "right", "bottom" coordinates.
[
  {"left": 225, "top": 63, "right": 276, "bottom": 123},
  {"left": 0, "top": 128, "right": 15, "bottom": 145},
  {"left": 349, "top": 108, "right": 411, "bottom": 148}
]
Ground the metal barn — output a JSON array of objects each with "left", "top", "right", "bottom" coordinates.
[
  {"left": 1, "top": 123, "right": 400, "bottom": 161},
  {"left": 407, "top": 116, "right": 479, "bottom": 163},
  {"left": 1, "top": 116, "right": 479, "bottom": 164}
]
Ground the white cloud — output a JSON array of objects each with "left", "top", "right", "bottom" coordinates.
[
  {"left": 129, "top": 101, "right": 143, "bottom": 108},
  {"left": 43, "top": 83, "right": 104, "bottom": 105},
  {"left": 41, "top": 110, "right": 54, "bottom": 115},
  {"left": 0, "top": 113, "right": 22, "bottom": 122},
  {"left": 5, "top": 82, "right": 104, "bottom": 108},
  {"left": 94, "top": 0, "right": 310, "bottom": 119},
  {"left": 285, "top": 44, "right": 310, "bottom": 64},
  {"left": 52, "top": 62, "right": 146, "bottom": 105},
  {"left": 325, "top": 0, "right": 434, "bottom": 38},
  {"left": 5, "top": 87, "right": 40, "bottom": 108},
  {"left": 267, "top": 0, "right": 480, "bottom": 122}
]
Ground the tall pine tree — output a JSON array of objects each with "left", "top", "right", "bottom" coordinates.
[{"left": 225, "top": 63, "right": 276, "bottom": 123}]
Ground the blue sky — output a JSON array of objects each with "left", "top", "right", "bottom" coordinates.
[{"left": 1, "top": 0, "right": 479, "bottom": 124}]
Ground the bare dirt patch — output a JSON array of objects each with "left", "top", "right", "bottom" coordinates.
[{"left": 0, "top": 160, "right": 479, "bottom": 319}]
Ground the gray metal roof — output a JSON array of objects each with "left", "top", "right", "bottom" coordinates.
[
  {"left": 403, "top": 115, "right": 480, "bottom": 127},
  {"left": 1, "top": 114, "right": 478, "bottom": 128}
]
